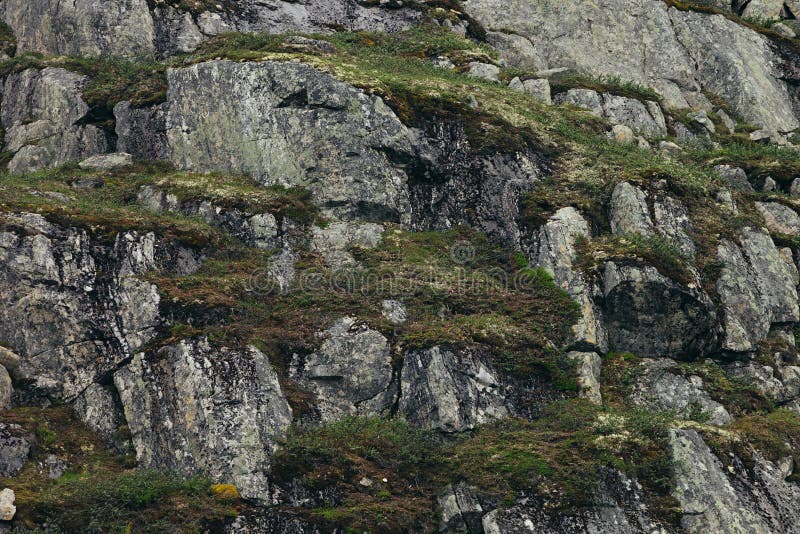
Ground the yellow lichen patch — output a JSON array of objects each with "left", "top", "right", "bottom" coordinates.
[{"left": 211, "top": 483, "right": 241, "bottom": 500}]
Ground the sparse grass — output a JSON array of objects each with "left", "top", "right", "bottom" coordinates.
[
  {"left": 547, "top": 71, "right": 662, "bottom": 102},
  {"left": 272, "top": 400, "right": 680, "bottom": 531}
]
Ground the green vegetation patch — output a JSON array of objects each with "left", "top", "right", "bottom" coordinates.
[
  {"left": 272, "top": 400, "right": 679, "bottom": 532},
  {"left": 0, "top": 20, "right": 16, "bottom": 57}
]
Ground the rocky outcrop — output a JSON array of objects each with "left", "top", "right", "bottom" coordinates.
[
  {"left": 114, "top": 101, "right": 169, "bottom": 161},
  {"left": 0, "top": 423, "right": 30, "bottom": 477},
  {"left": 0, "top": 0, "right": 421, "bottom": 59},
  {"left": 0, "top": 0, "right": 155, "bottom": 58},
  {"left": 670, "top": 428, "right": 800, "bottom": 533},
  {"left": 114, "top": 338, "right": 293, "bottom": 501},
  {"left": 291, "top": 317, "right": 396, "bottom": 422},
  {"left": 631, "top": 359, "right": 731, "bottom": 425},
  {"left": 717, "top": 227, "right": 800, "bottom": 353},
  {"left": 163, "top": 60, "right": 414, "bottom": 223},
  {"left": 399, "top": 346, "right": 508, "bottom": 432},
  {"left": 553, "top": 90, "right": 666, "bottom": 137},
  {"left": 2, "top": 68, "right": 108, "bottom": 173},
  {"left": 0, "top": 212, "right": 199, "bottom": 401},
  {"left": 467, "top": 0, "right": 800, "bottom": 130},
  {"left": 481, "top": 468, "right": 671, "bottom": 533},
  {"left": 532, "top": 207, "right": 607, "bottom": 352},
  {"left": 602, "top": 262, "right": 718, "bottom": 359},
  {"left": 138, "top": 185, "right": 283, "bottom": 250}
]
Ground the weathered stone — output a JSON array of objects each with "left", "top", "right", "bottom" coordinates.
[
  {"left": 0, "top": 0, "right": 155, "bottom": 57},
  {"left": 0, "top": 365, "right": 10, "bottom": 410},
  {"left": 2, "top": 68, "right": 107, "bottom": 173},
  {"left": 165, "top": 60, "right": 414, "bottom": 222},
  {"left": 688, "top": 110, "right": 716, "bottom": 134},
  {"left": 114, "top": 101, "right": 169, "bottom": 161},
  {"left": 509, "top": 77, "right": 551, "bottom": 104},
  {"left": 790, "top": 177, "right": 800, "bottom": 198},
  {"left": 554, "top": 89, "right": 604, "bottom": 116},
  {"left": 465, "top": 0, "right": 800, "bottom": 130},
  {"left": 0, "top": 488, "right": 15, "bottom": 521},
  {"left": 381, "top": 299, "right": 407, "bottom": 326},
  {"left": 714, "top": 165, "right": 753, "bottom": 191},
  {"left": 467, "top": 62, "right": 500, "bottom": 82},
  {"left": 115, "top": 338, "right": 292, "bottom": 501},
  {"left": 72, "top": 383, "right": 126, "bottom": 443},
  {"left": 659, "top": 140, "right": 683, "bottom": 157},
  {"left": 399, "top": 346, "right": 507, "bottom": 432},
  {"left": 717, "top": 227, "right": 800, "bottom": 352},
  {"left": 567, "top": 351, "right": 602, "bottom": 405},
  {"left": 603, "top": 262, "right": 718, "bottom": 358},
  {"left": 717, "top": 109, "right": 736, "bottom": 134},
  {"left": 631, "top": 359, "right": 731, "bottom": 425},
  {"left": 610, "top": 182, "right": 652, "bottom": 236},
  {"left": 438, "top": 483, "right": 483, "bottom": 534},
  {"left": 533, "top": 207, "right": 607, "bottom": 351},
  {"left": 0, "top": 424, "right": 30, "bottom": 477},
  {"left": 0, "top": 213, "right": 198, "bottom": 400},
  {"left": 78, "top": 152, "right": 133, "bottom": 170},
  {"left": 755, "top": 201, "right": 800, "bottom": 236},
  {"left": 773, "top": 22, "right": 796, "bottom": 38},
  {"left": 296, "top": 317, "right": 395, "bottom": 421},
  {"left": 40, "top": 454, "right": 67, "bottom": 479}
]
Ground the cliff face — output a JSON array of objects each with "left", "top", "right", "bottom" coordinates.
[{"left": 4, "top": 0, "right": 800, "bottom": 532}]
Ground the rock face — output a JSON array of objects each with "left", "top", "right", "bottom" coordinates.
[
  {"left": 0, "top": 212, "right": 198, "bottom": 401},
  {"left": 293, "top": 317, "right": 396, "bottom": 421},
  {"left": 2, "top": 68, "right": 108, "bottom": 173},
  {"left": 399, "top": 346, "right": 508, "bottom": 432},
  {"left": 532, "top": 207, "right": 607, "bottom": 352},
  {"left": 717, "top": 227, "right": 800, "bottom": 353},
  {"left": 0, "top": 424, "right": 31, "bottom": 477},
  {"left": 602, "top": 262, "right": 718, "bottom": 359},
  {"left": 0, "top": 0, "right": 420, "bottom": 58},
  {"left": 670, "top": 428, "right": 800, "bottom": 533},
  {"left": 114, "top": 338, "right": 293, "bottom": 501},
  {"left": 164, "top": 60, "right": 414, "bottom": 222},
  {"left": 631, "top": 359, "right": 731, "bottom": 425},
  {"left": 466, "top": 0, "right": 800, "bottom": 130},
  {"left": 0, "top": 0, "right": 156, "bottom": 57}
]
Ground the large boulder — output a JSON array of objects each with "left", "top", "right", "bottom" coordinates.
[
  {"left": 0, "top": 0, "right": 155, "bottom": 57},
  {"left": 602, "top": 262, "right": 719, "bottom": 358},
  {"left": 554, "top": 90, "right": 666, "bottom": 137},
  {"left": 399, "top": 346, "right": 508, "bottom": 432},
  {"left": 717, "top": 227, "right": 800, "bottom": 352},
  {"left": 163, "top": 60, "right": 415, "bottom": 222},
  {"left": 292, "top": 317, "right": 396, "bottom": 421},
  {"left": 2, "top": 68, "right": 108, "bottom": 173},
  {"left": 464, "top": 0, "right": 799, "bottom": 130},
  {"left": 114, "top": 338, "right": 293, "bottom": 501}
]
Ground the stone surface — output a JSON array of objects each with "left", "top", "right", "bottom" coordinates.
[
  {"left": 0, "top": 488, "right": 15, "bottom": 521},
  {"left": 465, "top": 0, "right": 800, "bottom": 130},
  {"left": 532, "top": 207, "right": 607, "bottom": 351},
  {"left": 114, "top": 101, "right": 169, "bottom": 161},
  {"left": 114, "top": 338, "right": 293, "bottom": 501},
  {"left": 567, "top": 351, "right": 602, "bottom": 405},
  {"left": 509, "top": 77, "right": 552, "bottom": 104},
  {"left": 165, "top": 60, "right": 414, "bottom": 223},
  {"left": 0, "top": 365, "right": 10, "bottom": 410},
  {"left": 467, "top": 62, "right": 500, "bottom": 82},
  {"left": 755, "top": 201, "right": 800, "bottom": 236},
  {"left": 78, "top": 152, "right": 133, "bottom": 170},
  {"left": 714, "top": 165, "right": 753, "bottom": 191},
  {"left": 2, "top": 68, "right": 108, "bottom": 173},
  {"left": 381, "top": 299, "right": 407, "bottom": 326},
  {"left": 0, "top": 213, "right": 198, "bottom": 401},
  {"left": 631, "top": 359, "right": 731, "bottom": 425},
  {"left": 399, "top": 346, "right": 508, "bottom": 432},
  {"left": 0, "top": 424, "right": 30, "bottom": 477},
  {"left": 439, "top": 483, "right": 484, "bottom": 533},
  {"left": 295, "top": 317, "right": 395, "bottom": 421},
  {"left": 603, "top": 262, "right": 718, "bottom": 358},
  {"left": 554, "top": 90, "right": 666, "bottom": 137},
  {"left": 717, "top": 227, "right": 800, "bottom": 352}
]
